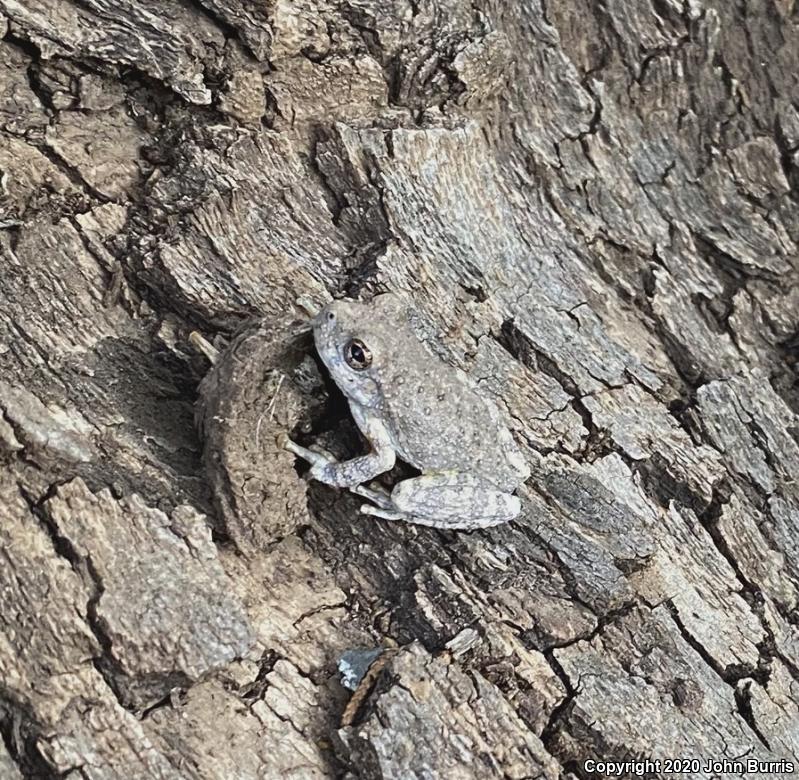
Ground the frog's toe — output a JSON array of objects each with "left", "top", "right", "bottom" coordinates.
[
  {"left": 308, "top": 442, "right": 336, "bottom": 460},
  {"left": 278, "top": 433, "right": 312, "bottom": 460},
  {"left": 359, "top": 504, "right": 408, "bottom": 521},
  {"left": 351, "top": 484, "right": 394, "bottom": 510}
]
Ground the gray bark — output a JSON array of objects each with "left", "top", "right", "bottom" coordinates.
[{"left": 0, "top": 1, "right": 798, "bottom": 778}]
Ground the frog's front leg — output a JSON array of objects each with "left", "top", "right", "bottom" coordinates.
[
  {"left": 278, "top": 411, "right": 396, "bottom": 488},
  {"left": 360, "top": 473, "right": 522, "bottom": 530}
]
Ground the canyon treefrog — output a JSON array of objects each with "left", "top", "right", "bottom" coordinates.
[{"left": 280, "top": 294, "right": 529, "bottom": 530}]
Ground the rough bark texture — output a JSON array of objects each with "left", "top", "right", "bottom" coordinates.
[{"left": 1, "top": 1, "right": 798, "bottom": 778}]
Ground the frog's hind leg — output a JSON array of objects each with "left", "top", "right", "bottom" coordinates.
[{"left": 363, "top": 473, "right": 521, "bottom": 531}]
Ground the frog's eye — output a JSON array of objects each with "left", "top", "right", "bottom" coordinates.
[{"left": 344, "top": 339, "right": 372, "bottom": 370}]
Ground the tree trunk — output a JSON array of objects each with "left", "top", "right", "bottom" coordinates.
[{"left": 1, "top": 1, "right": 798, "bottom": 778}]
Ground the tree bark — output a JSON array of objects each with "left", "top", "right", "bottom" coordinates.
[{"left": 1, "top": 1, "right": 798, "bottom": 778}]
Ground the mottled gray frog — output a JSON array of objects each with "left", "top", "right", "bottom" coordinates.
[{"left": 280, "top": 294, "right": 530, "bottom": 530}]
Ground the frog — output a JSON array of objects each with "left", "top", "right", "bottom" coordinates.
[{"left": 279, "top": 293, "right": 530, "bottom": 530}]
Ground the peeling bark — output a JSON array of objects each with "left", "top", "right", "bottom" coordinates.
[{"left": 0, "top": 0, "right": 798, "bottom": 778}]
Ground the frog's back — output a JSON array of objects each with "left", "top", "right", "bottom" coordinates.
[{"left": 378, "top": 343, "right": 529, "bottom": 492}]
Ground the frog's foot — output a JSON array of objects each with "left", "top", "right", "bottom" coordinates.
[
  {"left": 359, "top": 503, "right": 506, "bottom": 530},
  {"left": 308, "top": 442, "right": 337, "bottom": 461},
  {"left": 352, "top": 483, "right": 393, "bottom": 511},
  {"left": 279, "top": 432, "right": 396, "bottom": 489},
  {"left": 359, "top": 505, "right": 408, "bottom": 522},
  {"left": 277, "top": 433, "right": 335, "bottom": 469}
]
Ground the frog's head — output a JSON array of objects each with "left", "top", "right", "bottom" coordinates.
[{"left": 312, "top": 296, "right": 402, "bottom": 409}]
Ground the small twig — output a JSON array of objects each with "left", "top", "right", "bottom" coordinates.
[
  {"left": 340, "top": 649, "right": 398, "bottom": 728},
  {"left": 189, "top": 331, "right": 220, "bottom": 364},
  {"left": 267, "top": 374, "right": 285, "bottom": 422},
  {"left": 256, "top": 374, "right": 285, "bottom": 450}
]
